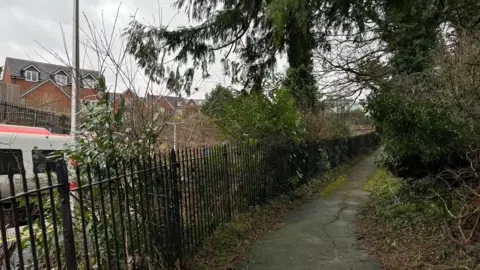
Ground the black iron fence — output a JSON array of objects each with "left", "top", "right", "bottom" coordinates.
[
  {"left": 0, "top": 101, "right": 70, "bottom": 131},
  {"left": 0, "top": 133, "right": 378, "bottom": 269}
]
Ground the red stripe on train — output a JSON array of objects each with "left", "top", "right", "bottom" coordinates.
[{"left": 0, "top": 125, "right": 52, "bottom": 135}]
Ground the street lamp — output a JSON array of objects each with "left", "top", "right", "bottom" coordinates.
[
  {"left": 166, "top": 119, "right": 185, "bottom": 151},
  {"left": 71, "top": 0, "right": 80, "bottom": 141}
]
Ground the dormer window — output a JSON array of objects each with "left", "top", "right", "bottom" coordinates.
[
  {"left": 55, "top": 74, "right": 68, "bottom": 85},
  {"left": 25, "top": 70, "right": 38, "bottom": 82},
  {"left": 83, "top": 77, "right": 97, "bottom": 88}
]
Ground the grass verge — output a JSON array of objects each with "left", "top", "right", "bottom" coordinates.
[
  {"left": 358, "top": 168, "right": 478, "bottom": 269},
  {"left": 188, "top": 156, "right": 365, "bottom": 270}
]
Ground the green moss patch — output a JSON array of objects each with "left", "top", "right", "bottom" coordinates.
[
  {"left": 364, "top": 168, "right": 400, "bottom": 195},
  {"left": 320, "top": 174, "right": 347, "bottom": 197}
]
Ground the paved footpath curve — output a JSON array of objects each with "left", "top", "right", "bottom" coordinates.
[{"left": 237, "top": 151, "right": 383, "bottom": 270}]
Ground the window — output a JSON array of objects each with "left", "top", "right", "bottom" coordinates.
[
  {"left": 82, "top": 100, "right": 98, "bottom": 108},
  {"left": 86, "top": 100, "right": 98, "bottom": 107},
  {"left": 55, "top": 74, "right": 67, "bottom": 85},
  {"left": 83, "top": 77, "right": 96, "bottom": 88},
  {"left": 32, "top": 149, "right": 58, "bottom": 174},
  {"left": 159, "top": 107, "right": 165, "bottom": 113},
  {"left": 25, "top": 70, "right": 39, "bottom": 82},
  {"left": 0, "top": 150, "right": 23, "bottom": 175}
]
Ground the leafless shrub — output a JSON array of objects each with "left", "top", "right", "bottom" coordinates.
[{"left": 429, "top": 33, "right": 480, "bottom": 248}]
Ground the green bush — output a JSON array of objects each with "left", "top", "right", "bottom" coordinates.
[
  {"left": 213, "top": 89, "right": 305, "bottom": 144},
  {"left": 366, "top": 85, "right": 472, "bottom": 175},
  {"left": 366, "top": 36, "right": 480, "bottom": 176}
]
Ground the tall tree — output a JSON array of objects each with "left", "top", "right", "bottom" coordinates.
[
  {"left": 124, "top": 0, "right": 325, "bottom": 110},
  {"left": 124, "top": 0, "right": 479, "bottom": 111}
]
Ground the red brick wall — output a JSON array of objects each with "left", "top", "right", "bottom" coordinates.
[
  {"left": 157, "top": 97, "right": 174, "bottom": 113},
  {"left": 112, "top": 96, "right": 121, "bottom": 110},
  {"left": 62, "top": 85, "right": 97, "bottom": 100},
  {"left": 21, "top": 80, "right": 71, "bottom": 113},
  {"left": 11, "top": 77, "right": 35, "bottom": 94},
  {"left": 112, "top": 90, "right": 136, "bottom": 110},
  {"left": 80, "top": 88, "right": 97, "bottom": 100},
  {"left": 187, "top": 100, "right": 198, "bottom": 108},
  {"left": 185, "top": 100, "right": 200, "bottom": 114},
  {"left": 2, "top": 65, "right": 11, "bottom": 84}
]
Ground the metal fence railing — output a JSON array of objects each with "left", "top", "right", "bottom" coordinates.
[
  {"left": 0, "top": 101, "right": 70, "bottom": 131},
  {"left": 0, "top": 133, "right": 378, "bottom": 269}
]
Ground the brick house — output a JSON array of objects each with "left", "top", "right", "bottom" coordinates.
[
  {"left": 108, "top": 89, "right": 205, "bottom": 116},
  {"left": 110, "top": 89, "right": 144, "bottom": 111},
  {"left": 146, "top": 94, "right": 203, "bottom": 115},
  {"left": 2, "top": 57, "right": 101, "bottom": 114}
]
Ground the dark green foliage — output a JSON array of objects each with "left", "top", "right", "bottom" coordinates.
[
  {"left": 124, "top": 0, "right": 325, "bottom": 109},
  {"left": 282, "top": 66, "right": 318, "bottom": 111},
  {"left": 366, "top": 85, "right": 468, "bottom": 175},
  {"left": 338, "top": 0, "right": 480, "bottom": 174},
  {"left": 365, "top": 29, "right": 480, "bottom": 175},
  {"left": 124, "top": 0, "right": 276, "bottom": 95},
  {"left": 212, "top": 89, "right": 305, "bottom": 144},
  {"left": 201, "top": 84, "right": 235, "bottom": 117}
]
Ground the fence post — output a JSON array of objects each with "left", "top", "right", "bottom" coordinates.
[
  {"left": 304, "top": 141, "right": 310, "bottom": 183},
  {"left": 169, "top": 149, "right": 183, "bottom": 267},
  {"left": 56, "top": 160, "right": 77, "bottom": 270},
  {"left": 2, "top": 103, "right": 7, "bottom": 121},
  {"left": 33, "top": 111, "right": 37, "bottom": 127},
  {"left": 347, "top": 137, "right": 352, "bottom": 157},
  {"left": 223, "top": 145, "right": 232, "bottom": 219}
]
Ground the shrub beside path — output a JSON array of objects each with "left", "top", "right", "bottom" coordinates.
[{"left": 237, "top": 151, "right": 383, "bottom": 270}]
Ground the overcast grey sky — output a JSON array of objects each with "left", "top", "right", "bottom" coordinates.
[{"left": 0, "top": 0, "right": 239, "bottom": 99}]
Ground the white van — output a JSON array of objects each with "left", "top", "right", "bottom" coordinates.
[
  {"left": 0, "top": 125, "right": 71, "bottom": 269},
  {"left": 0, "top": 125, "right": 71, "bottom": 198}
]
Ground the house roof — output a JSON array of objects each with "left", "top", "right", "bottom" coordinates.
[
  {"left": 164, "top": 96, "right": 185, "bottom": 108},
  {"left": 146, "top": 95, "right": 181, "bottom": 109},
  {"left": 192, "top": 99, "right": 205, "bottom": 106},
  {"left": 108, "top": 89, "right": 145, "bottom": 103},
  {"left": 147, "top": 95, "right": 205, "bottom": 108},
  {"left": 5, "top": 57, "right": 101, "bottom": 83}
]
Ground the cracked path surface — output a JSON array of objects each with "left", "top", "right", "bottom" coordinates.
[{"left": 237, "top": 151, "right": 382, "bottom": 270}]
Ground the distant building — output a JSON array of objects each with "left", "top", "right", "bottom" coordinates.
[
  {"left": 109, "top": 88, "right": 144, "bottom": 111},
  {"left": 2, "top": 57, "right": 100, "bottom": 114},
  {"left": 146, "top": 94, "right": 204, "bottom": 115},
  {"left": 192, "top": 99, "right": 205, "bottom": 107},
  {"left": 107, "top": 89, "right": 205, "bottom": 116}
]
